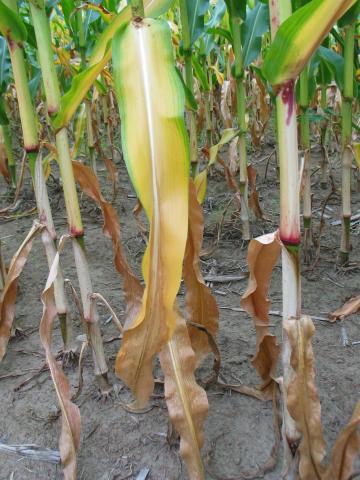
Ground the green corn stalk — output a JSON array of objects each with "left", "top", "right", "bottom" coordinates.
[
  {"left": 299, "top": 64, "right": 313, "bottom": 264},
  {"left": 76, "top": 6, "right": 96, "bottom": 172},
  {"left": 179, "top": 0, "right": 198, "bottom": 173},
  {"left": 339, "top": 21, "right": 355, "bottom": 265},
  {"left": 29, "top": 0, "right": 109, "bottom": 386},
  {"left": 225, "top": 0, "right": 250, "bottom": 240},
  {"left": 0, "top": 0, "right": 73, "bottom": 352}
]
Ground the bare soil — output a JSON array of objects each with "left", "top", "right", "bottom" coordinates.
[{"left": 0, "top": 139, "right": 359, "bottom": 480}]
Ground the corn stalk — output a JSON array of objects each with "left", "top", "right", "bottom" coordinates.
[
  {"left": 29, "top": 0, "right": 109, "bottom": 385},
  {"left": 0, "top": 0, "right": 72, "bottom": 352},
  {"left": 339, "top": 21, "right": 355, "bottom": 265}
]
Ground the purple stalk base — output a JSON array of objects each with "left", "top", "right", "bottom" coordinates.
[
  {"left": 70, "top": 226, "right": 84, "bottom": 238},
  {"left": 281, "top": 80, "right": 295, "bottom": 125},
  {"left": 279, "top": 232, "right": 300, "bottom": 247},
  {"left": 25, "top": 145, "right": 40, "bottom": 153}
]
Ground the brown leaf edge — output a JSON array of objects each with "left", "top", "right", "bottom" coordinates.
[
  {"left": 184, "top": 180, "right": 219, "bottom": 365},
  {"left": 159, "top": 309, "right": 209, "bottom": 480},
  {"left": 284, "top": 316, "right": 327, "bottom": 480},
  {"left": 240, "top": 231, "right": 281, "bottom": 392},
  {"left": 0, "top": 221, "right": 44, "bottom": 361},
  {"left": 40, "top": 235, "right": 81, "bottom": 480},
  {"left": 324, "top": 401, "right": 360, "bottom": 480},
  {"left": 72, "top": 161, "right": 143, "bottom": 326}
]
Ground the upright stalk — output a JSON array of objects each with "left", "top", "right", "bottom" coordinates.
[
  {"left": 319, "top": 68, "right": 329, "bottom": 189},
  {"left": 299, "top": 65, "right": 312, "bottom": 264},
  {"left": 269, "top": 0, "right": 302, "bottom": 474},
  {"left": 29, "top": 0, "right": 108, "bottom": 383},
  {"left": 339, "top": 22, "right": 355, "bottom": 265},
  {"left": 3, "top": 0, "right": 72, "bottom": 351},
  {"left": 179, "top": 0, "right": 198, "bottom": 173},
  {"left": 230, "top": 12, "right": 250, "bottom": 240},
  {"left": 76, "top": 7, "right": 96, "bottom": 172}
]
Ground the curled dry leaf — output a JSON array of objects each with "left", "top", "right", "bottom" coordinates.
[
  {"left": 284, "top": 316, "right": 326, "bottom": 480},
  {"left": 325, "top": 401, "right": 360, "bottom": 480},
  {"left": 159, "top": 309, "right": 208, "bottom": 480},
  {"left": 40, "top": 235, "right": 81, "bottom": 480},
  {"left": 184, "top": 180, "right": 219, "bottom": 364},
  {"left": 328, "top": 295, "right": 360, "bottom": 322},
  {"left": 72, "top": 161, "right": 143, "bottom": 325},
  {"left": 0, "top": 222, "right": 44, "bottom": 361},
  {"left": 240, "top": 232, "right": 280, "bottom": 391},
  {"left": 247, "top": 164, "right": 263, "bottom": 219}
]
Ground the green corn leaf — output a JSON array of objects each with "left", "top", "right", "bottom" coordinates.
[
  {"left": 192, "top": 56, "right": 209, "bottom": 91},
  {"left": 0, "top": 37, "right": 11, "bottom": 93},
  {"left": 262, "top": 0, "right": 356, "bottom": 86},
  {"left": 175, "top": 66, "right": 198, "bottom": 111},
  {"left": 206, "top": 26, "right": 232, "bottom": 43},
  {"left": 224, "top": 0, "right": 246, "bottom": 20},
  {"left": 0, "top": 0, "right": 27, "bottom": 44},
  {"left": 52, "top": 46, "right": 110, "bottom": 131},
  {"left": 185, "top": 0, "right": 210, "bottom": 46},
  {"left": 317, "top": 46, "right": 344, "bottom": 90},
  {"left": 0, "top": 95, "right": 9, "bottom": 125},
  {"left": 241, "top": 2, "right": 269, "bottom": 67}
]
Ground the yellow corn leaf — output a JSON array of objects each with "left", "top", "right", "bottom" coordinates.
[
  {"left": 353, "top": 143, "right": 360, "bottom": 169},
  {"left": 0, "top": 222, "right": 44, "bottom": 361},
  {"left": 209, "top": 128, "right": 239, "bottom": 166},
  {"left": 40, "top": 235, "right": 81, "bottom": 480},
  {"left": 325, "top": 401, "right": 360, "bottom": 480},
  {"left": 241, "top": 232, "right": 281, "bottom": 390},
  {"left": 159, "top": 309, "right": 208, "bottom": 479},
  {"left": 113, "top": 18, "right": 189, "bottom": 406},
  {"left": 209, "top": 64, "right": 224, "bottom": 86},
  {"left": 284, "top": 316, "right": 327, "bottom": 480},
  {"left": 184, "top": 180, "right": 218, "bottom": 364},
  {"left": 193, "top": 169, "right": 207, "bottom": 204}
]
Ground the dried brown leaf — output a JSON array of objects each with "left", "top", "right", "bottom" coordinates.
[
  {"left": 241, "top": 232, "right": 280, "bottom": 329},
  {"left": 40, "top": 235, "right": 81, "bottom": 480},
  {"left": 220, "top": 80, "right": 232, "bottom": 128},
  {"left": 328, "top": 295, "right": 360, "bottom": 322},
  {"left": 284, "top": 316, "right": 327, "bottom": 480},
  {"left": 184, "top": 181, "right": 219, "bottom": 364},
  {"left": 159, "top": 310, "right": 208, "bottom": 479},
  {"left": 325, "top": 401, "right": 360, "bottom": 480},
  {"left": 0, "top": 140, "right": 10, "bottom": 183},
  {"left": 241, "top": 232, "right": 280, "bottom": 384},
  {"left": 72, "top": 161, "right": 143, "bottom": 324},
  {"left": 247, "top": 165, "right": 263, "bottom": 219},
  {"left": 0, "top": 222, "right": 44, "bottom": 361}
]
